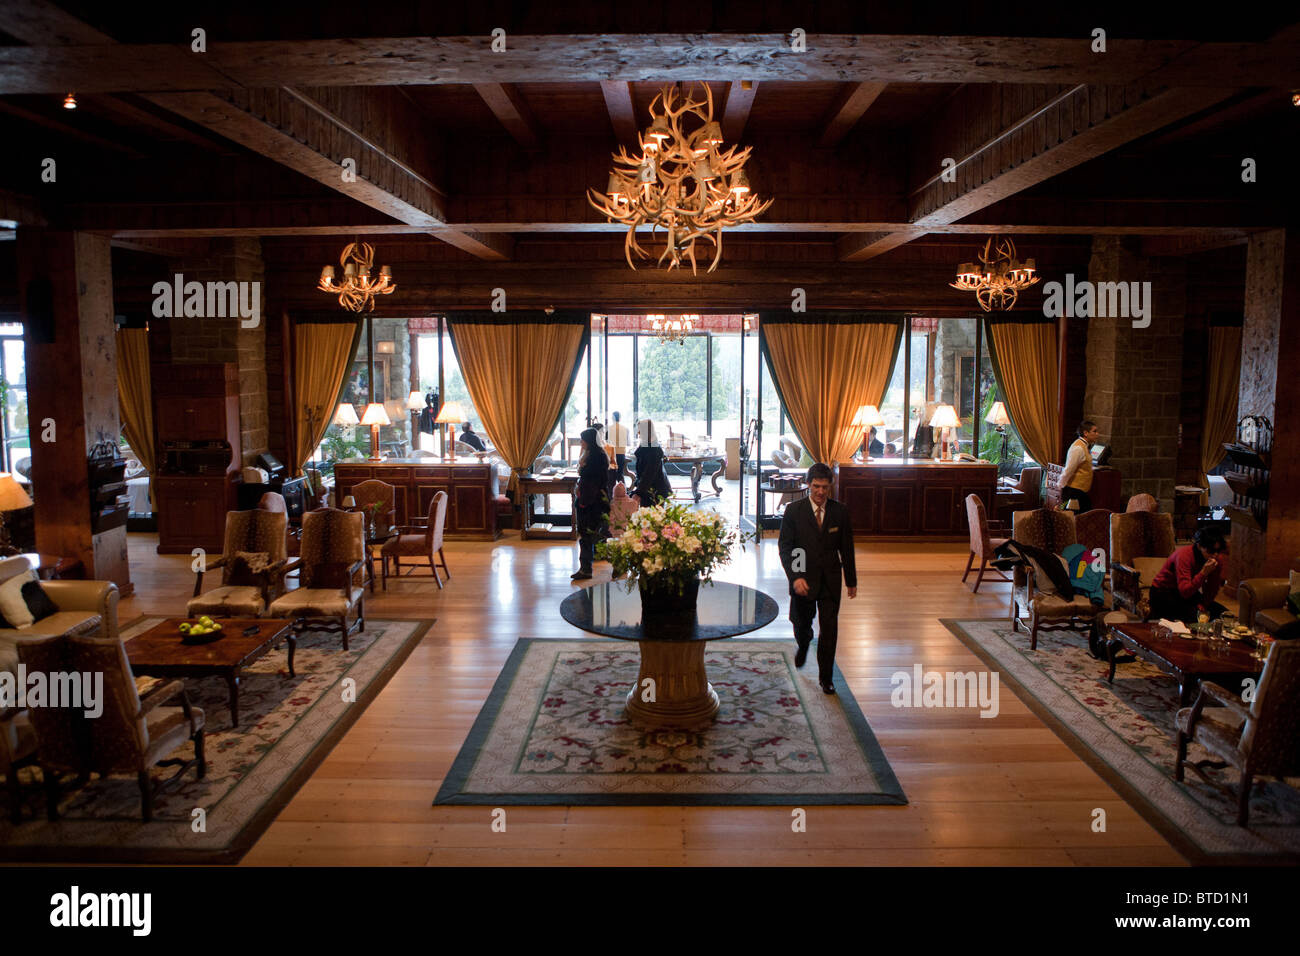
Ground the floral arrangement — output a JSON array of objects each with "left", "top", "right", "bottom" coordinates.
[{"left": 597, "top": 500, "right": 738, "bottom": 590}]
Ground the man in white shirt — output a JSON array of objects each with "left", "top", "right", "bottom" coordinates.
[
  {"left": 608, "top": 411, "right": 630, "bottom": 480},
  {"left": 1058, "top": 420, "right": 1101, "bottom": 511}
]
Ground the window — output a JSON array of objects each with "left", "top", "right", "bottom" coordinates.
[{"left": 0, "top": 326, "right": 29, "bottom": 475}]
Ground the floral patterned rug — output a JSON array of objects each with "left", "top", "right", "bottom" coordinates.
[
  {"left": 0, "top": 616, "right": 429, "bottom": 863},
  {"left": 944, "top": 618, "right": 1300, "bottom": 863},
  {"left": 435, "top": 639, "right": 907, "bottom": 806}
]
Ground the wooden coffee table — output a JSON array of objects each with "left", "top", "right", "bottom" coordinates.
[
  {"left": 125, "top": 618, "right": 296, "bottom": 729},
  {"left": 1106, "top": 621, "right": 1262, "bottom": 706}
]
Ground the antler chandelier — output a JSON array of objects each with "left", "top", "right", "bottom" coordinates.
[
  {"left": 950, "top": 235, "right": 1038, "bottom": 311},
  {"left": 646, "top": 314, "right": 698, "bottom": 344},
  {"left": 588, "top": 83, "right": 773, "bottom": 274},
  {"left": 318, "top": 241, "right": 395, "bottom": 312}
]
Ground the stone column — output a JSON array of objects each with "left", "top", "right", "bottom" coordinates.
[{"left": 17, "top": 229, "right": 130, "bottom": 592}]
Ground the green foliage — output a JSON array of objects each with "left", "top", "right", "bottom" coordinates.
[{"left": 636, "top": 337, "right": 726, "bottom": 422}]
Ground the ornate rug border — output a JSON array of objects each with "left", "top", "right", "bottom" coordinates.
[{"left": 433, "top": 637, "right": 907, "bottom": 807}]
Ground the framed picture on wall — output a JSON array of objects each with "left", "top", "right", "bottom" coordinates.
[{"left": 345, "top": 356, "right": 391, "bottom": 406}]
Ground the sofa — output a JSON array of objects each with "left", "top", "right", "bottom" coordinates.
[
  {"left": 0, "top": 556, "right": 119, "bottom": 676},
  {"left": 1237, "top": 577, "right": 1300, "bottom": 638}
]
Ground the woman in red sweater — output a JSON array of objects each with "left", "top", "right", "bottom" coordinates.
[{"left": 1149, "top": 527, "right": 1229, "bottom": 623}]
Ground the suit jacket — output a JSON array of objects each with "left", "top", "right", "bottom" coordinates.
[{"left": 778, "top": 496, "right": 857, "bottom": 600}]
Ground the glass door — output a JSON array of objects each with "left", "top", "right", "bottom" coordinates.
[{"left": 739, "top": 322, "right": 760, "bottom": 534}]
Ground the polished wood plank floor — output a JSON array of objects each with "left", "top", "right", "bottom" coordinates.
[{"left": 120, "top": 530, "right": 1187, "bottom": 867}]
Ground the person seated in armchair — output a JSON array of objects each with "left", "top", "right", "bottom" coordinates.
[
  {"left": 1148, "top": 527, "right": 1229, "bottom": 623},
  {"left": 458, "top": 423, "right": 486, "bottom": 452}
]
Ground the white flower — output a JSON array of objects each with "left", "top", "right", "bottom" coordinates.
[
  {"left": 682, "top": 536, "right": 701, "bottom": 553},
  {"left": 632, "top": 541, "right": 644, "bottom": 552}
]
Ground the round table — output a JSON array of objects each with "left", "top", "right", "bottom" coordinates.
[{"left": 559, "top": 581, "right": 779, "bottom": 729}]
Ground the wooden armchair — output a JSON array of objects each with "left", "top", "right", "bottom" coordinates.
[
  {"left": 350, "top": 479, "right": 397, "bottom": 535},
  {"left": 268, "top": 508, "right": 366, "bottom": 648},
  {"left": 1110, "top": 510, "right": 1176, "bottom": 619},
  {"left": 381, "top": 491, "right": 451, "bottom": 587},
  {"left": 188, "top": 509, "right": 289, "bottom": 618},
  {"left": 962, "top": 494, "right": 1008, "bottom": 593},
  {"left": 1175, "top": 640, "right": 1300, "bottom": 826},
  {"left": 1010, "top": 508, "right": 1105, "bottom": 650}
]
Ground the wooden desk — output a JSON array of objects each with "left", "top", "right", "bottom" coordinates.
[
  {"left": 834, "top": 459, "right": 997, "bottom": 539},
  {"left": 664, "top": 454, "right": 725, "bottom": 502},
  {"left": 519, "top": 474, "right": 579, "bottom": 540},
  {"left": 332, "top": 459, "right": 498, "bottom": 540}
]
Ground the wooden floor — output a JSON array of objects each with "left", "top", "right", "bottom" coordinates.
[{"left": 119, "top": 529, "right": 1188, "bottom": 867}]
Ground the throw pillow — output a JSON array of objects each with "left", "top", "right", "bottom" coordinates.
[
  {"left": 21, "top": 579, "right": 59, "bottom": 623},
  {"left": 0, "top": 569, "right": 37, "bottom": 629}
]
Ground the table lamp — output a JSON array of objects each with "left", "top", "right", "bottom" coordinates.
[
  {"left": 851, "top": 404, "right": 886, "bottom": 460},
  {"left": 985, "top": 400, "right": 1011, "bottom": 464},
  {"left": 333, "top": 403, "right": 360, "bottom": 427},
  {"left": 434, "top": 401, "right": 467, "bottom": 461},
  {"left": 360, "top": 402, "right": 391, "bottom": 461},
  {"left": 929, "top": 404, "right": 961, "bottom": 461},
  {"left": 0, "top": 473, "right": 33, "bottom": 556},
  {"left": 341, "top": 495, "right": 356, "bottom": 510}
]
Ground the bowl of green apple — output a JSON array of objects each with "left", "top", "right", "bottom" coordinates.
[{"left": 179, "top": 616, "right": 224, "bottom": 644}]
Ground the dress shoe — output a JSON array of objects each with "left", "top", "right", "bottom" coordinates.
[
  {"left": 820, "top": 682, "right": 836, "bottom": 695},
  {"left": 571, "top": 570, "right": 592, "bottom": 580},
  {"left": 794, "top": 645, "right": 808, "bottom": 668}
]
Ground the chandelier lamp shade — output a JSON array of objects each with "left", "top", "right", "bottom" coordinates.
[
  {"left": 851, "top": 404, "right": 886, "bottom": 460},
  {"left": 646, "top": 314, "right": 698, "bottom": 344},
  {"left": 587, "top": 83, "right": 774, "bottom": 274},
  {"left": 318, "top": 241, "right": 395, "bottom": 312},
  {"left": 949, "top": 235, "right": 1039, "bottom": 311}
]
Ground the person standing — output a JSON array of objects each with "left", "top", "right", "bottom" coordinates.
[
  {"left": 572, "top": 427, "right": 608, "bottom": 581},
  {"left": 609, "top": 411, "right": 630, "bottom": 481},
  {"left": 630, "top": 418, "right": 673, "bottom": 506},
  {"left": 1057, "top": 420, "right": 1101, "bottom": 511},
  {"left": 778, "top": 462, "right": 857, "bottom": 694}
]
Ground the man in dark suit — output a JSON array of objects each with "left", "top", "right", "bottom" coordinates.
[{"left": 778, "top": 462, "right": 858, "bottom": 694}]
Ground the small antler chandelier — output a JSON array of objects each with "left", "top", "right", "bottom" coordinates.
[
  {"left": 588, "top": 83, "right": 773, "bottom": 275},
  {"left": 318, "top": 241, "right": 395, "bottom": 312},
  {"left": 647, "top": 314, "right": 698, "bottom": 344},
  {"left": 950, "top": 236, "right": 1039, "bottom": 311}
]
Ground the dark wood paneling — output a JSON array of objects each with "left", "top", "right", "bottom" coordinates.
[{"left": 836, "top": 462, "right": 996, "bottom": 539}]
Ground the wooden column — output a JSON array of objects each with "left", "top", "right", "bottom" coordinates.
[{"left": 17, "top": 229, "right": 131, "bottom": 592}]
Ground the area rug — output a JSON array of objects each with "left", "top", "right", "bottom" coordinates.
[
  {"left": 0, "top": 616, "right": 429, "bottom": 864},
  {"left": 944, "top": 618, "right": 1300, "bottom": 865},
  {"left": 435, "top": 638, "right": 907, "bottom": 806}
]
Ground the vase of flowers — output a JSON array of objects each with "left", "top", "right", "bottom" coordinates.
[{"left": 597, "top": 501, "right": 738, "bottom": 615}]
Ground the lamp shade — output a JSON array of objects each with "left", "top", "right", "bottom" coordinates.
[
  {"left": 360, "top": 402, "right": 391, "bottom": 427},
  {"left": 406, "top": 390, "right": 424, "bottom": 411},
  {"left": 333, "top": 403, "right": 360, "bottom": 426},
  {"left": 851, "top": 404, "right": 885, "bottom": 428},
  {"left": 0, "top": 473, "right": 33, "bottom": 511},
  {"left": 341, "top": 496, "right": 356, "bottom": 509},
  {"left": 929, "top": 404, "right": 961, "bottom": 429},
  {"left": 434, "top": 401, "right": 467, "bottom": 425},
  {"left": 985, "top": 401, "right": 1011, "bottom": 427}
]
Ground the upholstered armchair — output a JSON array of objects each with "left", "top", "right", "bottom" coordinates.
[
  {"left": 350, "top": 479, "right": 397, "bottom": 536},
  {"left": 1126, "top": 493, "right": 1159, "bottom": 513},
  {"left": 1237, "top": 578, "right": 1299, "bottom": 637},
  {"left": 1013, "top": 467, "right": 1044, "bottom": 510},
  {"left": 381, "top": 491, "right": 451, "bottom": 588},
  {"left": 1010, "top": 508, "right": 1106, "bottom": 650},
  {"left": 963, "top": 494, "right": 1009, "bottom": 593},
  {"left": 269, "top": 508, "right": 366, "bottom": 648},
  {"left": 19, "top": 631, "right": 206, "bottom": 823},
  {"left": 1175, "top": 641, "right": 1300, "bottom": 826},
  {"left": 1074, "top": 508, "right": 1114, "bottom": 580},
  {"left": 0, "top": 556, "right": 118, "bottom": 677},
  {"left": 188, "top": 509, "right": 289, "bottom": 618},
  {"left": 1110, "top": 510, "right": 1176, "bottom": 619}
]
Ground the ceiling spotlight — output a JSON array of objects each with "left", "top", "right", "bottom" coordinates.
[
  {"left": 1292, "top": 91, "right": 1300, "bottom": 107},
  {"left": 63, "top": 92, "right": 77, "bottom": 109}
]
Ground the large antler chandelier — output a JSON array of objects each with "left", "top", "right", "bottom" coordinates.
[
  {"left": 646, "top": 314, "right": 698, "bottom": 344},
  {"left": 950, "top": 235, "right": 1038, "bottom": 311},
  {"left": 588, "top": 83, "right": 773, "bottom": 274},
  {"left": 318, "top": 241, "right": 395, "bottom": 312}
]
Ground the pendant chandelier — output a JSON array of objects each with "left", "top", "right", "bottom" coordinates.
[
  {"left": 950, "top": 235, "right": 1038, "bottom": 311},
  {"left": 646, "top": 314, "right": 698, "bottom": 344},
  {"left": 318, "top": 240, "right": 395, "bottom": 312},
  {"left": 588, "top": 83, "right": 773, "bottom": 274}
]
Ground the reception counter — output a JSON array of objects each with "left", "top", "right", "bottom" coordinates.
[
  {"left": 332, "top": 459, "right": 499, "bottom": 540},
  {"left": 834, "top": 459, "right": 996, "bottom": 539}
]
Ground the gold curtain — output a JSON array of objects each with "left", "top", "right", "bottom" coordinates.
[
  {"left": 115, "top": 328, "right": 155, "bottom": 475},
  {"left": 761, "top": 318, "right": 903, "bottom": 464},
  {"left": 294, "top": 321, "right": 360, "bottom": 475},
  {"left": 1200, "top": 324, "right": 1242, "bottom": 485},
  {"left": 446, "top": 317, "right": 586, "bottom": 491},
  {"left": 986, "top": 319, "right": 1061, "bottom": 466}
]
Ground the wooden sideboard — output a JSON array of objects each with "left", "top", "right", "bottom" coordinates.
[
  {"left": 1043, "top": 464, "right": 1123, "bottom": 511},
  {"left": 332, "top": 460, "right": 499, "bottom": 540},
  {"left": 834, "top": 459, "right": 997, "bottom": 539}
]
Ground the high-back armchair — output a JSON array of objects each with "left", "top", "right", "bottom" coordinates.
[
  {"left": 1074, "top": 508, "right": 1114, "bottom": 578},
  {"left": 963, "top": 494, "right": 1009, "bottom": 593},
  {"left": 1010, "top": 508, "right": 1104, "bottom": 649},
  {"left": 381, "top": 491, "right": 451, "bottom": 588},
  {"left": 350, "top": 479, "right": 397, "bottom": 535},
  {"left": 1110, "top": 510, "right": 1176, "bottom": 619},
  {"left": 269, "top": 508, "right": 366, "bottom": 648},
  {"left": 188, "top": 509, "right": 289, "bottom": 618},
  {"left": 1176, "top": 641, "right": 1300, "bottom": 826},
  {"left": 1126, "top": 493, "right": 1158, "bottom": 513}
]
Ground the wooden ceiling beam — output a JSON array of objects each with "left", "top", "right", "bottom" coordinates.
[
  {"left": 721, "top": 81, "right": 758, "bottom": 144},
  {"left": 3, "top": 32, "right": 1298, "bottom": 94},
  {"left": 474, "top": 83, "right": 543, "bottom": 150},
  {"left": 599, "top": 81, "right": 639, "bottom": 146},
  {"left": 817, "top": 82, "right": 888, "bottom": 148}
]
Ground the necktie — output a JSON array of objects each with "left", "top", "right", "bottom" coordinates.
[{"left": 815, "top": 505, "right": 823, "bottom": 528}]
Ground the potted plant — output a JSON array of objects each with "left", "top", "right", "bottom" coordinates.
[{"left": 597, "top": 501, "right": 739, "bottom": 614}]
